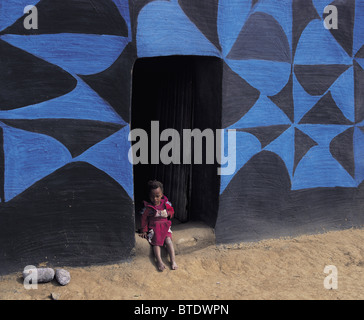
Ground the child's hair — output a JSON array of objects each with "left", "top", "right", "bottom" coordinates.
[{"left": 147, "top": 180, "right": 164, "bottom": 194}]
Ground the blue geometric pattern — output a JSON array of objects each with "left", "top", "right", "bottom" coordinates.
[
  {"left": 0, "top": 76, "right": 127, "bottom": 124},
  {"left": 1, "top": 34, "right": 130, "bottom": 75},
  {"left": 225, "top": 0, "right": 364, "bottom": 193},
  {"left": 0, "top": 0, "right": 363, "bottom": 200},
  {"left": 222, "top": 0, "right": 364, "bottom": 193},
  {"left": 1, "top": 122, "right": 72, "bottom": 201},
  {"left": 0, "top": 0, "right": 36, "bottom": 31},
  {"left": 135, "top": 0, "right": 364, "bottom": 194},
  {"left": 0, "top": 0, "right": 134, "bottom": 201},
  {"left": 75, "top": 125, "right": 134, "bottom": 198},
  {"left": 137, "top": 0, "right": 221, "bottom": 57}
]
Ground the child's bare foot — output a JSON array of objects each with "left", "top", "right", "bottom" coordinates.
[
  {"left": 171, "top": 261, "right": 178, "bottom": 270},
  {"left": 157, "top": 261, "right": 166, "bottom": 272}
]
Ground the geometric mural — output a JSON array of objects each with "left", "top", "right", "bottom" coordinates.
[
  {"left": 1, "top": 0, "right": 361, "bottom": 199},
  {"left": 136, "top": 0, "right": 364, "bottom": 193},
  {"left": 221, "top": 0, "right": 364, "bottom": 192},
  {"left": 0, "top": 0, "right": 363, "bottom": 272},
  {"left": 0, "top": 0, "right": 362, "bottom": 201},
  {"left": 0, "top": 0, "right": 135, "bottom": 273},
  {"left": 135, "top": 0, "right": 364, "bottom": 245},
  {"left": 0, "top": 0, "right": 133, "bottom": 202},
  {"left": 219, "top": 0, "right": 364, "bottom": 193}
]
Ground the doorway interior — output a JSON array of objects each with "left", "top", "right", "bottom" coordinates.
[{"left": 131, "top": 55, "right": 222, "bottom": 229}]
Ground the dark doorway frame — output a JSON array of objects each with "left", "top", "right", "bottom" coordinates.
[{"left": 131, "top": 55, "right": 222, "bottom": 229}]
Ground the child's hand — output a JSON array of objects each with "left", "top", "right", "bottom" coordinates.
[
  {"left": 155, "top": 210, "right": 168, "bottom": 217},
  {"left": 139, "top": 232, "right": 147, "bottom": 239},
  {"left": 160, "top": 210, "right": 168, "bottom": 218}
]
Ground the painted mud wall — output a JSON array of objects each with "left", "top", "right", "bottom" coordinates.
[
  {"left": 0, "top": 0, "right": 136, "bottom": 274},
  {"left": 0, "top": 0, "right": 363, "bottom": 273}
]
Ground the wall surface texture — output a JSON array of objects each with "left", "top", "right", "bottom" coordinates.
[{"left": 0, "top": 0, "right": 363, "bottom": 274}]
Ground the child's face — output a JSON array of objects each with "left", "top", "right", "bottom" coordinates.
[{"left": 149, "top": 188, "right": 163, "bottom": 206}]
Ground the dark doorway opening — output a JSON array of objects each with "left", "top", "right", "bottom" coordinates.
[{"left": 131, "top": 55, "right": 222, "bottom": 229}]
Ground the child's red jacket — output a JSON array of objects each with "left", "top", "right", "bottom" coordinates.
[{"left": 140, "top": 196, "right": 174, "bottom": 246}]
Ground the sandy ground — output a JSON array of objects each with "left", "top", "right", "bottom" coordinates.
[{"left": 0, "top": 226, "right": 363, "bottom": 300}]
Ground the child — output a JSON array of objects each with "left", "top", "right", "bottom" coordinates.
[{"left": 139, "top": 180, "right": 178, "bottom": 271}]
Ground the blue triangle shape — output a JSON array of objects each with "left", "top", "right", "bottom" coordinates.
[
  {"left": 297, "top": 124, "right": 350, "bottom": 147},
  {"left": 355, "top": 58, "right": 364, "bottom": 70},
  {"left": 218, "top": 0, "right": 252, "bottom": 57},
  {"left": 264, "top": 126, "right": 295, "bottom": 178},
  {"left": 225, "top": 59, "right": 291, "bottom": 96},
  {"left": 0, "top": 34, "right": 129, "bottom": 75},
  {"left": 292, "top": 147, "right": 356, "bottom": 190},
  {"left": 294, "top": 20, "right": 352, "bottom": 65},
  {"left": 137, "top": 1, "right": 220, "bottom": 58},
  {"left": 220, "top": 130, "right": 261, "bottom": 194},
  {"left": 0, "top": 77, "right": 126, "bottom": 125},
  {"left": 355, "top": 118, "right": 364, "bottom": 127},
  {"left": 293, "top": 74, "right": 322, "bottom": 123},
  {"left": 1, "top": 123, "right": 72, "bottom": 201},
  {"left": 0, "top": 1, "right": 33, "bottom": 31},
  {"left": 75, "top": 125, "right": 133, "bottom": 198},
  {"left": 229, "top": 95, "right": 291, "bottom": 129},
  {"left": 330, "top": 66, "right": 355, "bottom": 122}
]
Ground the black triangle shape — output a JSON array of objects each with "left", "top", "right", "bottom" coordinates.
[
  {"left": 299, "top": 91, "right": 353, "bottom": 125},
  {"left": 227, "top": 12, "right": 291, "bottom": 62},
  {"left": 268, "top": 72, "right": 294, "bottom": 123},
  {"left": 355, "top": 45, "right": 364, "bottom": 58},
  {"left": 178, "top": 0, "right": 221, "bottom": 51},
  {"left": 79, "top": 43, "right": 136, "bottom": 124},
  {"left": 294, "top": 64, "right": 351, "bottom": 96},
  {"left": 359, "top": 127, "right": 364, "bottom": 135},
  {"left": 294, "top": 128, "right": 318, "bottom": 174},
  {"left": 327, "top": 0, "right": 355, "bottom": 57},
  {"left": 0, "top": 119, "right": 124, "bottom": 158},
  {"left": 237, "top": 125, "right": 290, "bottom": 149},
  {"left": 222, "top": 62, "right": 260, "bottom": 128},
  {"left": 252, "top": 0, "right": 259, "bottom": 8},
  {"left": 292, "top": 0, "right": 321, "bottom": 58},
  {"left": 0, "top": 0, "right": 128, "bottom": 36},
  {"left": 354, "top": 60, "right": 364, "bottom": 123},
  {"left": 329, "top": 127, "right": 355, "bottom": 178},
  {"left": 0, "top": 40, "right": 77, "bottom": 110}
]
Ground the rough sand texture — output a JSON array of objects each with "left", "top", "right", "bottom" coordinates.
[{"left": 0, "top": 227, "right": 363, "bottom": 300}]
